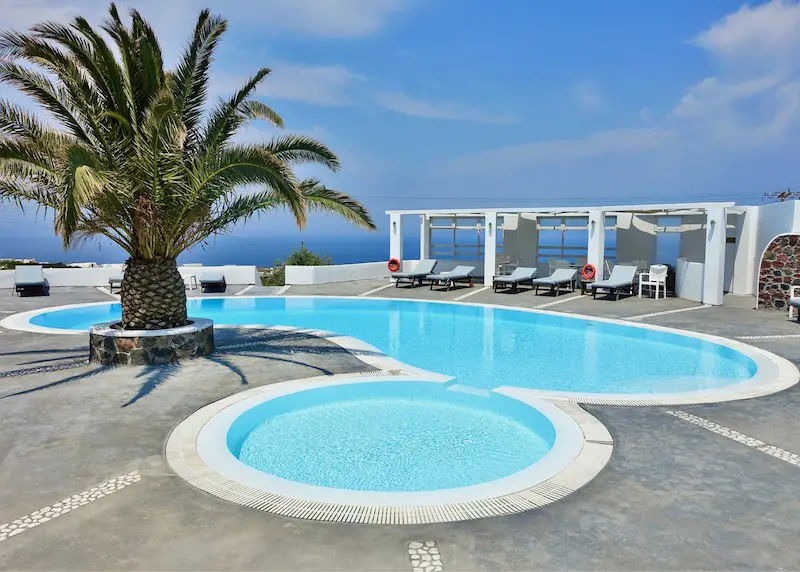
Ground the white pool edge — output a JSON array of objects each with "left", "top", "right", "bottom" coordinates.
[
  {"left": 166, "top": 373, "right": 612, "bottom": 524},
  {"left": 3, "top": 295, "right": 797, "bottom": 406}
]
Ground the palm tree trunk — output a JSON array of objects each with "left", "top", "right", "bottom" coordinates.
[{"left": 120, "top": 258, "right": 188, "bottom": 330}]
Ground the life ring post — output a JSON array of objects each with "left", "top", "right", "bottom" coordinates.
[{"left": 582, "top": 264, "right": 596, "bottom": 281}]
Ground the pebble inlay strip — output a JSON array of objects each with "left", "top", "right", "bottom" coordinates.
[
  {"left": 625, "top": 304, "right": 711, "bottom": 321},
  {"left": 737, "top": 334, "right": 800, "bottom": 340},
  {"left": 666, "top": 411, "right": 800, "bottom": 466},
  {"left": 0, "top": 359, "right": 90, "bottom": 379},
  {"left": 0, "top": 471, "right": 141, "bottom": 542},
  {"left": 408, "top": 541, "right": 443, "bottom": 572}
]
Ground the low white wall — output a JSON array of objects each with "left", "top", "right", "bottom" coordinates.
[
  {"left": 0, "top": 265, "right": 258, "bottom": 289},
  {"left": 285, "top": 260, "right": 421, "bottom": 285}
]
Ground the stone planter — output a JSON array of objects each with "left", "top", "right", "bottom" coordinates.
[{"left": 89, "top": 318, "right": 214, "bottom": 365}]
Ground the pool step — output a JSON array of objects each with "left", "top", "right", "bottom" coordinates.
[{"left": 445, "top": 384, "right": 492, "bottom": 398}]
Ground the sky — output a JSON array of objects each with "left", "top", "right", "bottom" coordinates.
[{"left": 1, "top": 0, "right": 800, "bottom": 259}]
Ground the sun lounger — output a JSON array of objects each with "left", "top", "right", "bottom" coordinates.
[
  {"left": 392, "top": 259, "right": 437, "bottom": 288},
  {"left": 199, "top": 272, "right": 226, "bottom": 292},
  {"left": 531, "top": 268, "right": 577, "bottom": 296},
  {"left": 493, "top": 267, "right": 537, "bottom": 293},
  {"left": 427, "top": 265, "right": 475, "bottom": 291},
  {"left": 14, "top": 265, "right": 47, "bottom": 296},
  {"left": 590, "top": 264, "right": 638, "bottom": 300},
  {"left": 789, "top": 286, "right": 800, "bottom": 322},
  {"left": 108, "top": 274, "right": 123, "bottom": 292},
  {"left": 790, "top": 298, "right": 800, "bottom": 322}
]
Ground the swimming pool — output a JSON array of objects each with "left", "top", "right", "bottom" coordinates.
[
  {"left": 228, "top": 380, "right": 557, "bottom": 492},
  {"left": 177, "top": 375, "right": 602, "bottom": 521},
  {"left": 17, "top": 295, "right": 777, "bottom": 401}
]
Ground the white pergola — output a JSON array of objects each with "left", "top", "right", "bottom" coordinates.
[{"left": 386, "top": 202, "right": 742, "bottom": 305}]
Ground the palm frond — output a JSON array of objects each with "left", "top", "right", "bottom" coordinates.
[{"left": 298, "top": 179, "right": 375, "bottom": 230}]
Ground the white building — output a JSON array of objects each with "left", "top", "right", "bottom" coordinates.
[{"left": 387, "top": 200, "right": 800, "bottom": 306}]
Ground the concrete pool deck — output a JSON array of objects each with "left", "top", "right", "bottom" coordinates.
[{"left": 1, "top": 283, "right": 800, "bottom": 570}]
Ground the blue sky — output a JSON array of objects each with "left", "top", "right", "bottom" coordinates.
[{"left": 2, "top": 0, "right": 800, "bottom": 255}]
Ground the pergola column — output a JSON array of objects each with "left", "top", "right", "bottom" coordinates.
[
  {"left": 702, "top": 205, "right": 727, "bottom": 305},
  {"left": 483, "top": 211, "right": 497, "bottom": 286},
  {"left": 389, "top": 213, "right": 403, "bottom": 263},
  {"left": 587, "top": 209, "right": 605, "bottom": 277},
  {"left": 419, "top": 215, "right": 430, "bottom": 260}
]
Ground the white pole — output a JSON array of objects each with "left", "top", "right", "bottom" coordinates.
[
  {"left": 389, "top": 213, "right": 403, "bottom": 263},
  {"left": 483, "top": 211, "right": 497, "bottom": 286},
  {"left": 587, "top": 209, "right": 606, "bottom": 277},
  {"left": 702, "top": 206, "right": 727, "bottom": 305},
  {"left": 419, "top": 215, "right": 430, "bottom": 260}
]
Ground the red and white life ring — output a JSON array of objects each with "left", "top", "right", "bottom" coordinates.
[
  {"left": 388, "top": 258, "right": 401, "bottom": 272},
  {"left": 582, "top": 264, "right": 596, "bottom": 280}
]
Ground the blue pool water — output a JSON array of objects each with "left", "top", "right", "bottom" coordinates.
[
  {"left": 227, "top": 381, "right": 554, "bottom": 491},
  {"left": 30, "top": 297, "right": 757, "bottom": 394}
]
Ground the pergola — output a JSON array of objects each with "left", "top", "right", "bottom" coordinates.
[{"left": 386, "top": 202, "right": 743, "bottom": 305}]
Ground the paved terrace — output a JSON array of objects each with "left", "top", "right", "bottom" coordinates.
[{"left": 0, "top": 282, "right": 799, "bottom": 570}]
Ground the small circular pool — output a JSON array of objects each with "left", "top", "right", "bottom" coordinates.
[
  {"left": 185, "top": 378, "right": 595, "bottom": 518},
  {"left": 229, "top": 381, "right": 556, "bottom": 492}
]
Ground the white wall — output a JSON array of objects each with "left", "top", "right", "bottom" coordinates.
[
  {"left": 285, "top": 260, "right": 421, "bottom": 285},
  {"left": 0, "top": 265, "right": 258, "bottom": 289},
  {"left": 729, "top": 209, "right": 758, "bottom": 295},
  {"left": 752, "top": 201, "right": 800, "bottom": 293},
  {"left": 616, "top": 216, "right": 657, "bottom": 265}
]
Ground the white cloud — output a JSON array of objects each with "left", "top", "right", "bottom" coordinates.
[
  {"left": 670, "top": 0, "right": 800, "bottom": 147},
  {"left": 691, "top": 0, "right": 800, "bottom": 73},
  {"left": 571, "top": 80, "right": 605, "bottom": 110},
  {"left": 260, "top": 64, "right": 366, "bottom": 106},
  {"left": 451, "top": 129, "right": 675, "bottom": 172},
  {"left": 371, "top": 91, "right": 514, "bottom": 123},
  {"left": 234, "top": 0, "right": 409, "bottom": 38}
]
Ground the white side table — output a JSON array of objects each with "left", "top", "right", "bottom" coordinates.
[{"left": 184, "top": 274, "right": 198, "bottom": 290}]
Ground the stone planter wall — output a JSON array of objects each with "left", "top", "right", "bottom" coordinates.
[
  {"left": 758, "top": 234, "right": 800, "bottom": 311},
  {"left": 89, "top": 318, "right": 214, "bottom": 365}
]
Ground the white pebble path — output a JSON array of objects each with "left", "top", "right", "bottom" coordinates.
[
  {"left": 408, "top": 541, "right": 443, "bottom": 572},
  {"left": 0, "top": 471, "right": 141, "bottom": 542}
]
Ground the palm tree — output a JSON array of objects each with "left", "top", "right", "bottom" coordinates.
[{"left": 0, "top": 4, "right": 375, "bottom": 330}]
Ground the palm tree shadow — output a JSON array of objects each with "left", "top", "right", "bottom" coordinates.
[
  {"left": 205, "top": 355, "right": 248, "bottom": 385},
  {"left": 121, "top": 364, "right": 183, "bottom": 408},
  {"left": 0, "top": 365, "right": 108, "bottom": 400}
]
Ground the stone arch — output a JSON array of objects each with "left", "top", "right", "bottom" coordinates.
[{"left": 758, "top": 233, "right": 800, "bottom": 310}]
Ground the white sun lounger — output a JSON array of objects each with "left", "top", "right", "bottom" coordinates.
[
  {"left": 492, "top": 267, "right": 537, "bottom": 293},
  {"left": 392, "top": 259, "right": 437, "bottom": 288},
  {"left": 14, "top": 265, "right": 47, "bottom": 296},
  {"left": 531, "top": 268, "right": 577, "bottom": 296},
  {"left": 427, "top": 265, "right": 475, "bottom": 291},
  {"left": 199, "top": 272, "right": 226, "bottom": 292},
  {"left": 590, "top": 265, "right": 638, "bottom": 300}
]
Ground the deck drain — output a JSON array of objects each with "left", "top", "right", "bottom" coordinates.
[{"left": 408, "top": 541, "right": 443, "bottom": 572}]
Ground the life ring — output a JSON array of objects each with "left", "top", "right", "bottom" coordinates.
[
  {"left": 582, "top": 264, "right": 596, "bottom": 280},
  {"left": 388, "top": 258, "right": 401, "bottom": 272}
]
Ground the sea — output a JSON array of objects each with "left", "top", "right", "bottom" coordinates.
[{"left": 1, "top": 229, "right": 680, "bottom": 268}]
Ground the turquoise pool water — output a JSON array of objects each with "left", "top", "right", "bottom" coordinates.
[
  {"left": 29, "top": 296, "right": 757, "bottom": 394},
  {"left": 226, "top": 381, "right": 554, "bottom": 491}
]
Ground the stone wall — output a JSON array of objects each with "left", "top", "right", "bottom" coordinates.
[
  {"left": 89, "top": 319, "right": 214, "bottom": 365},
  {"left": 758, "top": 234, "right": 800, "bottom": 310}
]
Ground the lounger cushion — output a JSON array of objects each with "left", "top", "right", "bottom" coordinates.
[
  {"left": 494, "top": 267, "right": 537, "bottom": 283},
  {"left": 531, "top": 268, "right": 576, "bottom": 285},
  {"left": 789, "top": 298, "right": 800, "bottom": 309},
  {"left": 199, "top": 273, "right": 225, "bottom": 284},
  {"left": 394, "top": 260, "right": 437, "bottom": 279},
  {"left": 428, "top": 266, "right": 475, "bottom": 280},
  {"left": 14, "top": 266, "right": 45, "bottom": 288}
]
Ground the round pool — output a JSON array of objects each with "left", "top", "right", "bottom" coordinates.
[
  {"left": 229, "top": 380, "right": 555, "bottom": 492},
  {"left": 186, "top": 377, "right": 593, "bottom": 515}
]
